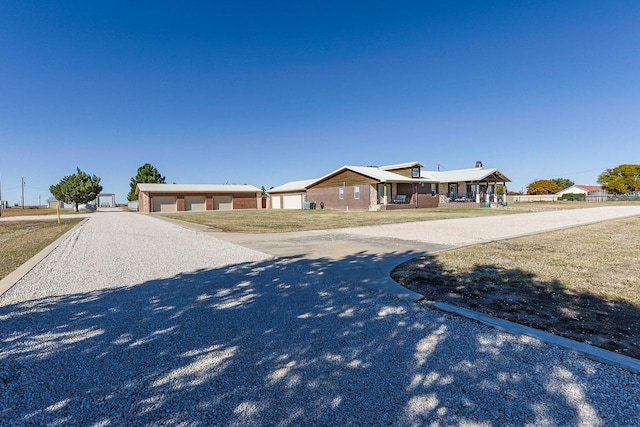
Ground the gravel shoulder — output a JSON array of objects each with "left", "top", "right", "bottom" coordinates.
[{"left": 1, "top": 210, "right": 639, "bottom": 426}]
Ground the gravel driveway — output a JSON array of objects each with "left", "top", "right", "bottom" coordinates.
[{"left": 1, "top": 210, "right": 639, "bottom": 426}]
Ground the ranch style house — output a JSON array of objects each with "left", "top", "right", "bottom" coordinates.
[{"left": 268, "top": 161, "right": 511, "bottom": 211}]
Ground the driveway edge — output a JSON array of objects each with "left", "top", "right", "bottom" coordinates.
[
  {"left": 430, "top": 301, "right": 640, "bottom": 374},
  {"left": 0, "top": 218, "right": 89, "bottom": 297}
]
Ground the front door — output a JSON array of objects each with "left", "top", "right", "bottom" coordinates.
[
  {"left": 449, "top": 184, "right": 458, "bottom": 200},
  {"left": 378, "top": 184, "right": 390, "bottom": 204}
]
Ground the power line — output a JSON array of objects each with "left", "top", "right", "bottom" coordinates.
[
  {"left": 26, "top": 185, "right": 50, "bottom": 191},
  {"left": 2, "top": 185, "right": 21, "bottom": 191}
]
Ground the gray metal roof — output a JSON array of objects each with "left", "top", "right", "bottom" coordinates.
[
  {"left": 267, "top": 179, "right": 317, "bottom": 194},
  {"left": 379, "top": 161, "right": 424, "bottom": 170},
  {"left": 309, "top": 165, "right": 437, "bottom": 187},
  {"left": 423, "top": 167, "right": 511, "bottom": 183},
  {"left": 136, "top": 183, "right": 261, "bottom": 194}
]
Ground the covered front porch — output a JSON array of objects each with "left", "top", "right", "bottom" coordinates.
[
  {"left": 435, "top": 169, "right": 511, "bottom": 206},
  {"left": 368, "top": 182, "right": 440, "bottom": 210}
]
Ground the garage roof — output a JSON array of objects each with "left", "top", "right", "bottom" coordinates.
[
  {"left": 268, "top": 179, "right": 317, "bottom": 194},
  {"left": 136, "top": 183, "right": 261, "bottom": 194}
]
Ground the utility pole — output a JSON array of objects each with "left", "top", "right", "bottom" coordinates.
[
  {"left": 22, "top": 177, "right": 26, "bottom": 209},
  {"left": 0, "top": 177, "right": 3, "bottom": 217}
]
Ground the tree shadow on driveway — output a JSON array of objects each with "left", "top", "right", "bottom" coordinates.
[
  {"left": 1, "top": 252, "right": 638, "bottom": 426},
  {"left": 392, "top": 254, "right": 640, "bottom": 359}
]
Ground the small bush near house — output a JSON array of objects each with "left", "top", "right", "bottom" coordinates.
[{"left": 560, "top": 193, "right": 585, "bottom": 201}]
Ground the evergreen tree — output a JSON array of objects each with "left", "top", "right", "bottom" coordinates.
[
  {"left": 50, "top": 168, "right": 103, "bottom": 211},
  {"left": 128, "top": 163, "right": 166, "bottom": 201},
  {"left": 551, "top": 178, "right": 574, "bottom": 190}
]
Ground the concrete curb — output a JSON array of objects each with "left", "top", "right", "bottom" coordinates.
[
  {"left": 430, "top": 301, "right": 640, "bottom": 374},
  {"left": 0, "top": 218, "right": 89, "bottom": 297}
]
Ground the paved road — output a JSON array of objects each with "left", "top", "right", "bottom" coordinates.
[{"left": 1, "top": 209, "right": 639, "bottom": 425}]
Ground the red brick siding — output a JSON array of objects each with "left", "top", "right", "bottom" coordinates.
[
  {"left": 382, "top": 195, "right": 438, "bottom": 210},
  {"left": 307, "top": 185, "right": 371, "bottom": 210},
  {"left": 138, "top": 192, "right": 149, "bottom": 213},
  {"left": 417, "top": 194, "right": 439, "bottom": 208},
  {"left": 139, "top": 191, "right": 258, "bottom": 212},
  {"left": 232, "top": 193, "right": 258, "bottom": 209}
]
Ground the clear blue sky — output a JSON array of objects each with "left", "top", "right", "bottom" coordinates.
[{"left": 1, "top": 1, "right": 638, "bottom": 205}]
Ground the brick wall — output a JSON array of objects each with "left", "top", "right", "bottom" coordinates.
[
  {"left": 307, "top": 185, "right": 371, "bottom": 210},
  {"left": 232, "top": 193, "right": 258, "bottom": 209},
  {"left": 382, "top": 195, "right": 439, "bottom": 210},
  {"left": 417, "top": 194, "right": 439, "bottom": 208}
]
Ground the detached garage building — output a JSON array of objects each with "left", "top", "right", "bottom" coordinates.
[
  {"left": 136, "top": 184, "right": 262, "bottom": 213},
  {"left": 267, "top": 179, "right": 316, "bottom": 209}
]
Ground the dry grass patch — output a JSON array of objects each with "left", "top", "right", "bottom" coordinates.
[
  {"left": 164, "top": 208, "right": 519, "bottom": 233},
  {"left": 0, "top": 219, "right": 83, "bottom": 280},
  {"left": 506, "top": 200, "right": 639, "bottom": 212},
  {"left": 0, "top": 208, "right": 78, "bottom": 217},
  {"left": 392, "top": 216, "right": 640, "bottom": 358}
]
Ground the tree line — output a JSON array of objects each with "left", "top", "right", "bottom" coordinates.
[
  {"left": 526, "top": 163, "right": 639, "bottom": 195},
  {"left": 48, "top": 163, "right": 167, "bottom": 210}
]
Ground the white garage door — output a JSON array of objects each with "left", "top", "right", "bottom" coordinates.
[
  {"left": 282, "top": 194, "right": 303, "bottom": 209},
  {"left": 98, "top": 196, "right": 113, "bottom": 208},
  {"left": 153, "top": 196, "right": 177, "bottom": 212},
  {"left": 214, "top": 196, "right": 233, "bottom": 211},
  {"left": 185, "top": 196, "right": 206, "bottom": 211},
  {"left": 271, "top": 196, "right": 281, "bottom": 209}
]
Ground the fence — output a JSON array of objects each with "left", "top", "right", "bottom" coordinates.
[{"left": 508, "top": 195, "right": 558, "bottom": 203}]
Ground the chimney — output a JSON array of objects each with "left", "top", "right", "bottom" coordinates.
[{"left": 475, "top": 161, "right": 483, "bottom": 168}]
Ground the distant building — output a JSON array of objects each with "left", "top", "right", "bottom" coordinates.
[{"left": 96, "top": 193, "right": 116, "bottom": 208}]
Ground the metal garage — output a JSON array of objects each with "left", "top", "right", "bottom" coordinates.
[
  {"left": 185, "top": 196, "right": 206, "bottom": 211},
  {"left": 153, "top": 196, "right": 177, "bottom": 212},
  {"left": 282, "top": 194, "right": 303, "bottom": 209},
  {"left": 97, "top": 193, "right": 116, "bottom": 208},
  {"left": 214, "top": 196, "right": 233, "bottom": 211}
]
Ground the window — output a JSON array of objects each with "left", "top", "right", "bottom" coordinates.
[
  {"left": 339, "top": 187, "right": 344, "bottom": 199},
  {"left": 354, "top": 186, "right": 360, "bottom": 199},
  {"left": 431, "top": 184, "right": 437, "bottom": 196},
  {"left": 412, "top": 167, "right": 420, "bottom": 178}
]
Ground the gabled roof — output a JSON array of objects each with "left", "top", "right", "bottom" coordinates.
[
  {"left": 267, "top": 179, "right": 317, "bottom": 194},
  {"left": 379, "top": 161, "right": 424, "bottom": 171},
  {"left": 310, "top": 165, "right": 437, "bottom": 187},
  {"left": 556, "top": 185, "right": 604, "bottom": 195},
  {"left": 576, "top": 185, "right": 604, "bottom": 192},
  {"left": 423, "top": 167, "right": 511, "bottom": 183},
  {"left": 136, "top": 183, "right": 261, "bottom": 195}
]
